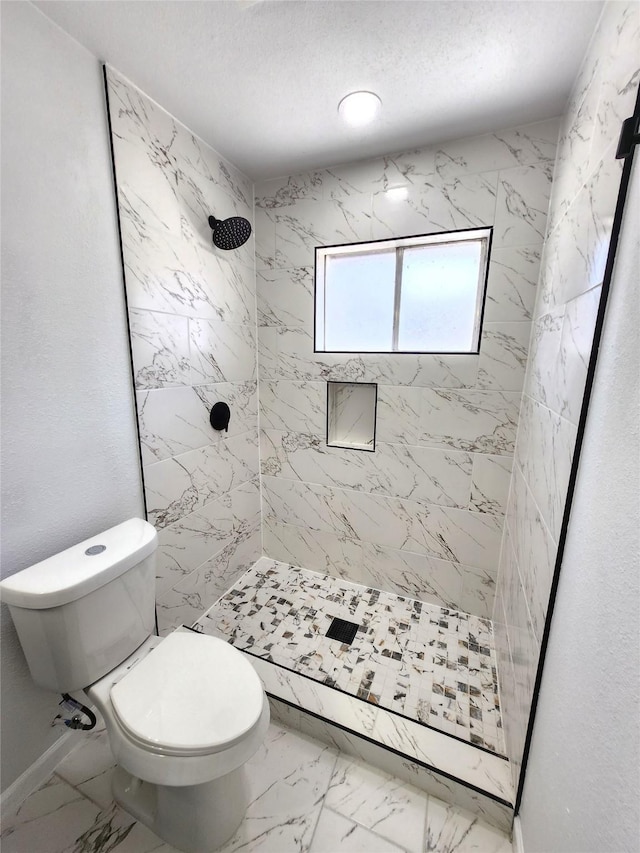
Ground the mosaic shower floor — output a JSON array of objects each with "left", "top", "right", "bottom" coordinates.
[{"left": 196, "top": 559, "right": 506, "bottom": 757}]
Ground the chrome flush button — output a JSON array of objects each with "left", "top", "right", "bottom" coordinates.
[{"left": 85, "top": 545, "right": 106, "bottom": 556}]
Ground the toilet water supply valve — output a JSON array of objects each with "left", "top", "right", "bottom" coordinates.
[{"left": 52, "top": 693, "right": 97, "bottom": 731}]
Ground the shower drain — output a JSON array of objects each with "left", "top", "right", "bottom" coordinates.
[{"left": 326, "top": 617, "right": 360, "bottom": 645}]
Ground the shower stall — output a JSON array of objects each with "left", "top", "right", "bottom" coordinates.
[{"left": 104, "top": 3, "right": 640, "bottom": 831}]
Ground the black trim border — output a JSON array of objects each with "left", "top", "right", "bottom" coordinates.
[
  {"left": 267, "top": 692, "right": 513, "bottom": 808},
  {"left": 230, "top": 635, "right": 508, "bottom": 761},
  {"left": 514, "top": 83, "right": 640, "bottom": 816},
  {"left": 102, "top": 64, "right": 149, "bottom": 522},
  {"left": 102, "top": 65, "right": 154, "bottom": 633}
]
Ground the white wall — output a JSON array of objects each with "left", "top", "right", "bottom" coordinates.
[
  {"left": 518, "top": 152, "right": 639, "bottom": 853},
  {"left": 1, "top": 2, "right": 144, "bottom": 791}
]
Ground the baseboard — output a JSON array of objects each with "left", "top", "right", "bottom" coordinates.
[
  {"left": 512, "top": 815, "right": 525, "bottom": 853},
  {"left": 0, "top": 730, "right": 75, "bottom": 818}
]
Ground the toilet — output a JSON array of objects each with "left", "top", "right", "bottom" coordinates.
[{"left": 0, "top": 518, "right": 270, "bottom": 853}]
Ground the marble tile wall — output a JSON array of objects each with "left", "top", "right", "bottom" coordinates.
[
  {"left": 105, "top": 68, "right": 260, "bottom": 634},
  {"left": 255, "top": 119, "right": 560, "bottom": 618},
  {"left": 493, "top": 1, "right": 640, "bottom": 795}
]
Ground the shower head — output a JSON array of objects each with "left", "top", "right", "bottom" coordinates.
[{"left": 207, "top": 214, "right": 252, "bottom": 251}]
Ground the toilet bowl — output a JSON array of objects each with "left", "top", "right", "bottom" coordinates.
[
  {"left": 0, "top": 518, "right": 270, "bottom": 853},
  {"left": 86, "top": 630, "right": 270, "bottom": 852}
]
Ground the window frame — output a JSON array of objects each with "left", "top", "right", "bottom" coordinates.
[{"left": 313, "top": 226, "right": 493, "bottom": 355}]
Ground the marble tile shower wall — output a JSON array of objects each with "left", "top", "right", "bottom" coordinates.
[
  {"left": 493, "top": 2, "right": 640, "bottom": 794},
  {"left": 255, "top": 120, "right": 559, "bottom": 618},
  {"left": 105, "top": 68, "right": 260, "bottom": 634}
]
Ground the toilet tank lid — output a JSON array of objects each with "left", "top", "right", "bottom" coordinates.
[{"left": 0, "top": 518, "right": 157, "bottom": 609}]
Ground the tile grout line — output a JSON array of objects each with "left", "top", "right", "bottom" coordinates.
[{"left": 304, "top": 748, "right": 341, "bottom": 852}]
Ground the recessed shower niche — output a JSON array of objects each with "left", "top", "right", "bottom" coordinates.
[{"left": 326, "top": 381, "right": 377, "bottom": 451}]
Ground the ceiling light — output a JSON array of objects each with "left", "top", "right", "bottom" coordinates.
[{"left": 338, "top": 91, "right": 382, "bottom": 127}]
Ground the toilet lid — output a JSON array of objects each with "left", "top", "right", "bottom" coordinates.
[{"left": 110, "top": 632, "right": 264, "bottom": 755}]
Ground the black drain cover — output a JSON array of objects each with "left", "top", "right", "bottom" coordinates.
[{"left": 326, "top": 617, "right": 359, "bottom": 645}]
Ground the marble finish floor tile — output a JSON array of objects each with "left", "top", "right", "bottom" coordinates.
[
  {"left": 425, "top": 797, "right": 513, "bottom": 852},
  {"left": 2, "top": 721, "right": 512, "bottom": 853},
  {"left": 324, "top": 755, "right": 427, "bottom": 853},
  {"left": 0, "top": 776, "right": 139, "bottom": 853},
  {"left": 55, "top": 728, "right": 116, "bottom": 810},
  {"left": 197, "top": 559, "right": 507, "bottom": 757},
  {"left": 309, "top": 808, "right": 407, "bottom": 852}
]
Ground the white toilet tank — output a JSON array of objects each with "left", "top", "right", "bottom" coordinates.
[{"left": 0, "top": 518, "right": 157, "bottom": 692}]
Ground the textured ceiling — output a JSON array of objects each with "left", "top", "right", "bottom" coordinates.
[{"left": 34, "top": 0, "right": 603, "bottom": 180}]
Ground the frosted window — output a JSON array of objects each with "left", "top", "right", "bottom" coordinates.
[
  {"left": 315, "top": 228, "right": 490, "bottom": 354},
  {"left": 324, "top": 251, "right": 396, "bottom": 351},
  {"left": 398, "top": 242, "right": 483, "bottom": 352}
]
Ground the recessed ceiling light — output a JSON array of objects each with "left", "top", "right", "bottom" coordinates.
[{"left": 338, "top": 91, "right": 382, "bottom": 127}]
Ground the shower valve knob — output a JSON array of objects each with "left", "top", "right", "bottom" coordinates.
[{"left": 210, "top": 402, "right": 231, "bottom": 432}]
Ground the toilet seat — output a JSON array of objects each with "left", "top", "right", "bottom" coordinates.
[{"left": 110, "top": 632, "right": 265, "bottom": 757}]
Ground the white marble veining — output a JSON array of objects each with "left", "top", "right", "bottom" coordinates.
[
  {"left": 459, "top": 565, "right": 498, "bottom": 622},
  {"left": 275, "top": 195, "right": 374, "bottom": 269},
  {"left": 259, "top": 379, "right": 326, "bottom": 434},
  {"left": 129, "top": 309, "right": 190, "bottom": 389},
  {"left": 144, "top": 429, "right": 259, "bottom": 528},
  {"left": 425, "top": 796, "right": 512, "bottom": 852},
  {"left": 415, "top": 389, "right": 521, "bottom": 455},
  {"left": 189, "top": 317, "right": 256, "bottom": 384},
  {"left": 259, "top": 325, "right": 482, "bottom": 388},
  {"left": 262, "top": 476, "right": 503, "bottom": 571},
  {"left": 107, "top": 70, "right": 253, "bottom": 267},
  {"left": 257, "top": 266, "right": 313, "bottom": 327},
  {"left": 107, "top": 65, "right": 259, "bottom": 628},
  {"left": 484, "top": 245, "right": 542, "bottom": 322},
  {"left": 377, "top": 386, "right": 520, "bottom": 455},
  {"left": 324, "top": 755, "right": 428, "bottom": 853},
  {"left": 192, "top": 633, "right": 513, "bottom": 810},
  {"left": 528, "top": 285, "right": 602, "bottom": 428},
  {"left": 262, "top": 518, "right": 467, "bottom": 611},
  {"left": 256, "top": 146, "right": 438, "bottom": 209},
  {"left": 2, "top": 712, "right": 514, "bottom": 852},
  {"left": 493, "top": 2, "right": 638, "bottom": 800},
  {"left": 547, "top": 4, "right": 639, "bottom": 233},
  {"left": 137, "top": 380, "right": 257, "bottom": 464},
  {"left": 310, "top": 808, "right": 406, "bottom": 853},
  {"left": 269, "top": 697, "right": 514, "bottom": 834},
  {"left": 218, "top": 723, "right": 337, "bottom": 852},
  {"left": 506, "top": 467, "right": 555, "bottom": 642},
  {"left": 256, "top": 119, "right": 554, "bottom": 622},
  {"left": 477, "top": 323, "right": 530, "bottom": 392},
  {"left": 515, "top": 395, "right": 577, "bottom": 543},
  {"left": 371, "top": 171, "right": 498, "bottom": 240},
  {"left": 208, "top": 649, "right": 514, "bottom": 807},
  {"left": 197, "top": 560, "right": 509, "bottom": 763},
  {"left": 155, "top": 490, "right": 235, "bottom": 594},
  {"left": 0, "top": 775, "right": 137, "bottom": 853},
  {"left": 434, "top": 119, "right": 559, "bottom": 181},
  {"left": 493, "top": 163, "right": 554, "bottom": 248},
  {"left": 157, "top": 527, "right": 261, "bottom": 636},
  {"left": 470, "top": 455, "right": 513, "bottom": 517},
  {"left": 120, "top": 211, "right": 255, "bottom": 325},
  {"left": 538, "top": 151, "right": 619, "bottom": 317},
  {"left": 261, "top": 430, "right": 473, "bottom": 508}
]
